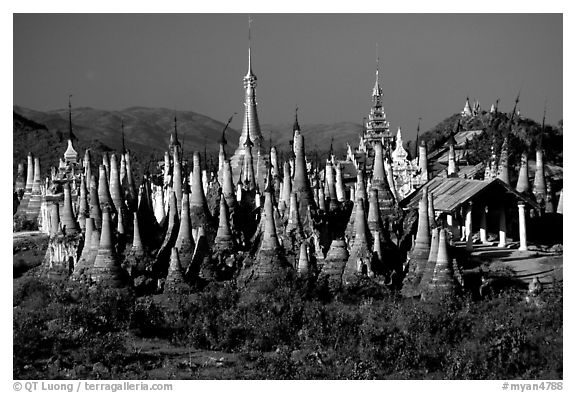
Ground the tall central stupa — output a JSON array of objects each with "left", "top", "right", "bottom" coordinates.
[{"left": 230, "top": 19, "right": 268, "bottom": 190}]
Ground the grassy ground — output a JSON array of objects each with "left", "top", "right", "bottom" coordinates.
[
  {"left": 13, "top": 271, "right": 562, "bottom": 380},
  {"left": 13, "top": 232, "right": 562, "bottom": 380}
]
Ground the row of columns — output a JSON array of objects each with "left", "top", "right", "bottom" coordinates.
[{"left": 447, "top": 201, "right": 528, "bottom": 251}]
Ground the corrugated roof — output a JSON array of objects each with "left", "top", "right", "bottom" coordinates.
[
  {"left": 426, "top": 129, "right": 484, "bottom": 162},
  {"left": 433, "top": 148, "right": 471, "bottom": 164},
  {"left": 402, "top": 177, "right": 540, "bottom": 212},
  {"left": 437, "top": 163, "right": 485, "bottom": 179},
  {"left": 454, "top": 129, "right": 484, "bottom": 146}
]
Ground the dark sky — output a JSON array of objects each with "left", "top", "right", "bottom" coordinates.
[{"left": 13, "top": 13, "right": 562, "bottom": 141}]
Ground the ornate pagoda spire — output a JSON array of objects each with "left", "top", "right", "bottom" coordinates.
[
  {"left": 414, "top": 117, "right": 421, "bottom": 158},
  {"left": 169, "top": 114, "right": 182, "bottom": 159},
  {"left": 293, "top": 106, "right": 300, "bottom": 132},
  {"left": 373, "top": 46, "right": 381, "bottom": 97},
  {"left": 239, "top": 15, "right": 262, "bottom": 149},
  {"left": 64, "top": 95, "right": 79, "bottom": 164},
  {"left": 461, "top": 96, "right": 473, "bottom": 117},
  {"left": 364, "top": 47, "right": 391, "bottom": 148}
]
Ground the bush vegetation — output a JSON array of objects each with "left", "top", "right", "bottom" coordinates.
[{"left": 14, "top": 273, "right": 562, "bottom": 380}]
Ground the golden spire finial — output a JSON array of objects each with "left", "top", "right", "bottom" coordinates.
[{"left": 376, "top": 43, "right": 379, "bottom": 77}]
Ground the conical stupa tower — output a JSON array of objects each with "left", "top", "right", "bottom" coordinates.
[
  {"left": 91, "top": 208, "right": 127, "bottom": 287},
  {"left": 246, "top": 187, "right": 291, "bottom": 283},
  {"left": 335, "top": 162, "right": 346, "bottom": 202},
  {"left": 447, "top": 140, "right": 458, "bottom": 177},
  {"left": 297, "top": 242, "right": 310, "bottom": 276},
  {"left": 533, "top": 148, "right": 547, "bottom": 204},
  {"left": 318, "top": 239, "right": 349, "bottom": 293},
  {"left": 89, "top": 175, "right": 103, "bottom": 229},
  {"left": 72, "top": 217, "right": 95, "bottom": 279},
  {"left": 461, "top": 97, "right": 473, "bottom": 117},
  {"left": 402, "top": 187, "right": 431, "bottom": 297},
  {"left": 109, "top": 154, "right": 128, "bottom": 230},
  {"left": 221, "top": 160, "right": 237, "bottom": 210},
  {"left": 120, "top": 154, "right": 127, "bottom": 191},
  {"left": 343, "top": 197, "right": 373, "bottom": 285},
  {"left": 122, "top": 212, "right": 154, "bottom": 280},
  {"left": 285, "top": 192, "right": 304, "bottom": 239},
  {"left": 153, "top": 185, "right": 166, "bottom": 224},
  {"left": 164, "top": 248, "right": 188, "bottom": 294},
  {"left": 97, "top": 164, "right": 115, "bottom": 214},
  {"left": 427, "top": 192, "right": 437, "bottom": 229},
  {"left": 83, "top": 150, "right": 92, "bottom": 189},
  {"left": 16, "top": 153, "right": 35, "bottom": 214},
  {"left": 317, "top": 182, "right": 327, "bottom": 211},
  {"left": 418, "top": 140, "right": 429, "bottom": 182},
  {"left": 24, "top": 154, "right": 34, "bottom": 196},
  {"left": 370, "top": 141, "right": 396, "bottom": 217},
  {"left": 175, "top": 192, "right": 195, "bottom": 271},
  {"left": 131, "top": 212, "right": 145, "bottom": 254},
  {"left": 324, "top": 161, "right": 338, "bottom": 210},
  {"left": 189, "top": 152, "right": 212, "bottom": 229},
  {"left": 214, "top": 193, "right": 236, "bottom": 253},
  {"left": 26, "top": 157, "right": 43, "bottom": 221},
  {"left": 102, "top": 152, "right": 110, "bottom": 185},
  {"left": 172, "top": 146, "right": 183, "bottom": 216},
  {"left": 367, "top": 189, "right": 385, "bottom": 236},
  {"left": 77, "top": 175, "right": 89, "bottom": 231},
  {"left": 61, "top": 182, "right": 80, "bottom": 234},
  {"left": 279, "top": 161, "right": 292, "bottom": 215},
  {"left": 292, "top": 124, "right": 316, "bottom": 226},
  {"left": 123, "top": 151, "right": 138, "bottom": 212},
  {"left": 155, "top": 191, "right": 180, "bottom": 273},
  {"left": 516, "top": 151, "right": 531, "bottom": 194},
  {"left": 423, "top": 228, "right": 456, "bottom": 299},
  {"left": 497, "top": 137, "right": 510, "bottom": 185},
  {"left": 418, "top": 227, "right": 440, "bottom": 298},
  {"left": 345, "top": 169, "right": 368, "bottom": 240}
]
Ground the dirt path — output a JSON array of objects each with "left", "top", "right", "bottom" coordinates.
[{"left": 467, "top": 244, "right": 562, "bottom": 288}]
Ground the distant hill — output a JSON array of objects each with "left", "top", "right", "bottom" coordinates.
[
  {"left": 13, "top": 105, "right": 365, "bottom": 179},
  {"left": 13, "top": 111, "right": 114, "bottom": 180},
  {"left": 14, "top": 105, "right": 241, "bottom": 156},
  {"left": 13, "top": 106, "right": 243, "bottom": 181}
]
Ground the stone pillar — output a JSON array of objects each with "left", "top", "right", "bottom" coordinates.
[
  {"left": 465, "top": 202, "right": 473, "bottom": 251},
  {"left": 498, "top": 207, "right": 507, "bottom": 248},
  {"left": 479, "top": 205, "right": 487, "bottom": 244},
  {"left": 518, "top": 203, "right": 527, "bottom": 251}
]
